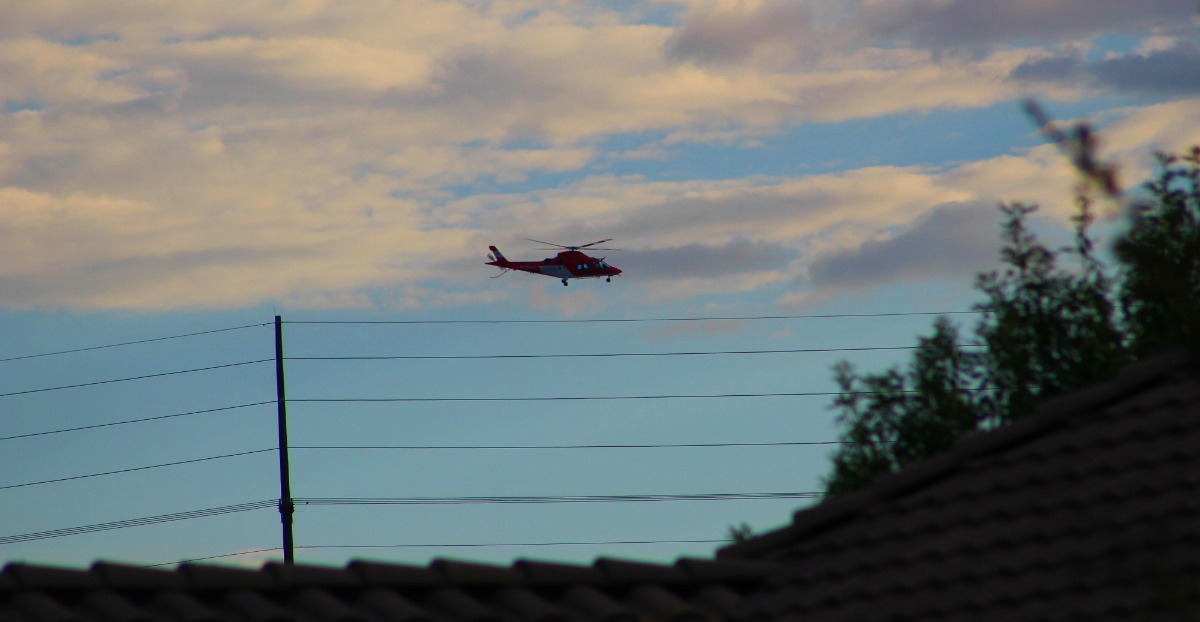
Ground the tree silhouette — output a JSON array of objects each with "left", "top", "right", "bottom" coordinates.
[
  {"left": 823, "top": 108, "right": 1200, "bottom": 498},
  {"left": 1116, "top": 147, "right": 1200, "bottom": 357}
]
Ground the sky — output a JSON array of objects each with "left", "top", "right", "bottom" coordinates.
[{"left": 2, "top": 0, "right": 1199, "bottom": 570}]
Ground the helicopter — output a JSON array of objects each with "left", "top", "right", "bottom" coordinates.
[{"left": 487, "top": 239, "right": 622, "bottom": 286}]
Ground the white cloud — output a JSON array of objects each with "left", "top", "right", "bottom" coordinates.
[
  {"left": 1098, "top": 98, "right": 1200, "bottom": 174},
  {"left": 0, "top": 39, "right": 140, "bottom": 106}
]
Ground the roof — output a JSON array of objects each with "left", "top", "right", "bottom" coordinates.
[
  {"left": 0, "top": 557, "right": 778, "bottom": 622},
  {"left": 719, "top": 348, "right": 1200, "bottom": 620}
]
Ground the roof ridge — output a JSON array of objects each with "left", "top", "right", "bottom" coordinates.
[{"left": 717, "top": 348, "right": 1195, "bottom": 560}]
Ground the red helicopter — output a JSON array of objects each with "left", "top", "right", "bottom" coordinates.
[{"left": 487, "top": 239, "right": 622, "bottom": 286}]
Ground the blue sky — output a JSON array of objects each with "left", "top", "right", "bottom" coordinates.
[{"left": 2, "top": 0, "right": 1199, "bottom": 569}]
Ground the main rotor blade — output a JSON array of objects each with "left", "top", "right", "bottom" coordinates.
[
  {"left": 577, "top": 239, "right": 613, "bottom": 249},
  {"left": 525, "top": 238, "right": 569, "bottom": 249}
]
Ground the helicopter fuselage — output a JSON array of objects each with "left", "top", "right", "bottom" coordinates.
[{"left": 487, "top": 246, "right": 621, "bottom": 285}]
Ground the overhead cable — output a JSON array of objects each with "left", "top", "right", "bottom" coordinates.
[
  {"left": 0, "top": 449, "right": 276, "bottom": 491},
  {"left": 0, "top": 401, "right": 275, "bottom": 442},
  {"left": 299, "top": 539, "right": 726, "bottom": 549},
  {"left": 289, "top": 389, "right": 959, "bottom": 404},
  {"left": 2, "top": 493, "right": 814, "bottom": 547},
  {"left": 285, "top": 310, "right": 980, "bottom": 325},
  {"left": 0, "top": 323, "right": 270, "bottom": 363},
  {"left": 143, "top": 547, "right": 281, "bottom": 568},
  {"left": 286, "top": 344, "right": 983, "bottom": 362},
  {"left": 0, "top": 501, "right": 277, "bottom": 545},
  {"left": 296, "top": 492, "right": 823, "bottom": 506},
  {"left": 0, "top": 359, "right": 273, "bottom": 399},
  {"left": 293, "top": 441, "right": 850, "bottom": 450}
]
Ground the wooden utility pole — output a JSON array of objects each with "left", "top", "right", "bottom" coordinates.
[{"left": 273, "top": 315, "right": 295, "bottom": 564}]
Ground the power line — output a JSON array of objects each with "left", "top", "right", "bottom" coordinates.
[
  {"left": 0, "top": 312, "right": 976, "bottom": 365},
  {"left": 286, "top": 344, "right": 983, "bottom": 362},
  {"left": 285, "top": 310, "right": 980, "bottom": 325},
  {"left": 0, "top": 323, "right": 270, "bottom": 363},
  {"left": 296, "top": 492, "right": 823, "bottom": 506},
  {"left": 293, "top": 441, "right": 850, "bottom": 450},
  {"left": 143, "top": 547, "right": 282, "bottom": 567},
  {"left": 0, "top": 401, "right": 275, "bottom": 442},
  {"left": 0, "top": 359, "right": 273, "bottom": 399},
  {"left": 0, "top": 449, "right": 276, "bottom": 491},
  {"left": 291, "top": 386, "right": 999, "bottom": 404},
  {"left": 0, "top": 501, "right": 278, "bottom": 545},
  {"left": 1, "top": 493, "right": 817, "bottom": 547},
  {"left": 0, "top": 441, "right": 850, "bottom": 491},
  {"left": 301, "top": 539, "right": 727, "bottom": 549},
  {"left": 290, "top": 390, "right": 895, "bottom": 403}
]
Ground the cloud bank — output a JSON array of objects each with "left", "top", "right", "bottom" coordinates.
[{"left": 0, "top": 1, "right": 1196, "bottom": 310}]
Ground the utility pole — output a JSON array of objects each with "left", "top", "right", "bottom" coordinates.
[{"left": 274, "top": 315, "right": 296, "bottom": 564}]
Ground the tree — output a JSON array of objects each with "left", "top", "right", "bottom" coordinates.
[
  {"left": 972, "top": 199, "right": 1125, "bottom": 426},
  {"left": 822, "top": 110, "right": 1200, "bottom": 498},
  {"left": 1115, "top": 147, "right": 1200, "bottom": 357},
  {"left": 824, "top": 317, "right": 978, "bottom": 498}
]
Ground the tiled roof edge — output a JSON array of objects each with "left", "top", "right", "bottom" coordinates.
[
  {"left": 718, "top": 348, "right": 1195, "bottom": 560},
  {"left": 4, "top": 556, "right": 780, "bottom": 592},
  {"left": 716, "top": 450, "right": 962, "bottom": 560},
  {"left": 946, "top": 348, "right": 1192, "bottom": 458}
]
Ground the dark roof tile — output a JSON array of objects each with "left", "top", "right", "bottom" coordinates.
[
  {"left": 9, "top": 592, "right": 88, "bottom": 622},
  {"left": 353, "top": 588, "right": 431, "bottom": 622},
  {"left": 92, "top": 563, "right": 187, "bottom": 591},
  {"left": 347, "top": 562, "right": 441, "bottom": 588},
  {"left": 512, "top": 561, "right": 602, "bottom": 587},
  {"left": 626, "top": 585, "right": 704, "bottom": 622},
  {"left": 558, "top": 586, "right": 636, "bottom": 622},
  {"left": 286, "top": 589, "right": 366, "bottom": 622},
  {"left": 671, "top": 559, "right": 774, "bottom": 585},
  {"left": 430, "top": 561, "right": 523, "bottom": 587},
  {"left": 179, "top": 566, "right": 278, "bottom": 591},
  {"left": 3, "top": 565, "right": 103, "bottom": 590},
  {"left": 81, "top": 590, "right": 160, "bottom": 622},
  {"left": 146, "top": 591, "right": 228, "bottom": 622},
  {"left": 492, "top": 587, "right": 572, "bottom": 622},
  {"left": 425, "top": 587, "right": 501, "bottom": 622},
  {"left": 688, "top": 586, "right": 742, "bottom": 618},
  {"left": 219, "top": 590, "right": 292, "bottom": 622},
  {"left": 591, "top": 559, "right": 688, "bottom": 586},
  {"left": 265, "top": 564, "right": 361, "bottom": 589}
]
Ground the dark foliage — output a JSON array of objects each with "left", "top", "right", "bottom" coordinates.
[
  {"left": 973, "top": 200, "right": 1126, "bottom": 425},
  {"left": 1115, "top": 147, "right": 1200, "bottom": 356}
]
